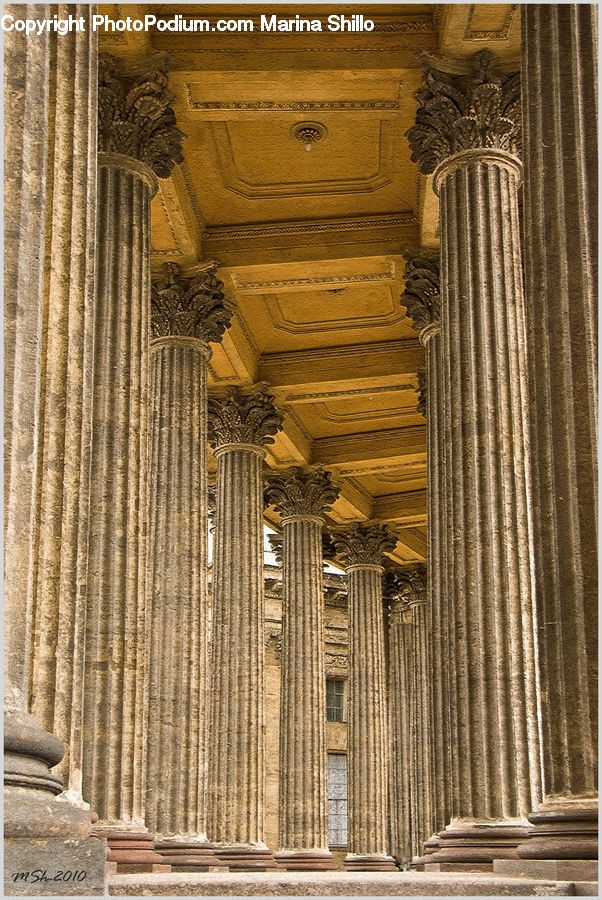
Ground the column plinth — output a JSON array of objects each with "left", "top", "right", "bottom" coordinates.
[
  {"left": 147, "top": 264, "right": 232, "bottom": 871},
  {"left": 3, "top": 7, "right": 107, "bottom": 892},
  {"left": 207, "top": 389, "right": 283, "bottom": 871},
  {"left": 333, "top": 526, "right": 398, "bottom": 872},
  {"left": 82, "top": 54, "right": 184, "bottom": 873},
  {"left": 407, "top": 51, "right": 542, "bottom": 871},
  {"left": 265, "top": 470, "right": 341, "bottom": 870}
]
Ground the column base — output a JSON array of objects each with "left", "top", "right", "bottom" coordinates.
[
  {"left": 213, "top": 845, "right": 280, "bottom": 872},
  {"left": 96, "top": 829, "right": 170, "bottom": 874},
  {"left": 4, "top": 705, "right": 108, "bottom": 896},
  {"left": 425, "top": 820, "right": 529, "bottom": 872},
  {"left": 274, "top": 850, "right": 339, "bottom": 871},
  {"left": 493, "top": 858, "right": 598, "bottom": 882},
  {"left": 517, "top": 797, "right": 598, "bottom": 861},
  {"left": 154, "top": 840, "right": 225, "bottom": 872},
  {"left": 344, "top": 854, "right": 398, "bottom": 871},
  {"left": 410, "top": 833, "right": 442, "bottom": 870}
]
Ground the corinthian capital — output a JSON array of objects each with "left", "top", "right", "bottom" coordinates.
[
  {"left": 401, "top": 254, "right": 441, "bottom": 338},
  {"left": 98, "top": 54, "right": 185, "bottom": 177},
  {"left": 332, "top": 523, "right": 397, "bottom": 568},
  {"left": 406, "top": 50, "right": 520, "bottom": 175},
  {"left": 151, "top": 263, "right": 232, "bottom": 342},
  {"left": 207, "top": 388, "right": 283, "bottom": 450},
  {"left": 399, "top": 564, "right": 427, "bottom": 606},
  {"left": 265, "top": 468, "right": 340, "bottom": 521}
]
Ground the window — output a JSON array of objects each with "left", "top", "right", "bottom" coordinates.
[
  {"left": 327, "top": 753, "right": 348, "bottom": 847},
  {"left": 326, "top": 678, "right": 345, "bottom": 722}
]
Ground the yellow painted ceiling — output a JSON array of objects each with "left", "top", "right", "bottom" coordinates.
[{"left": 99, "top": 3, "right": 521, "bottom": 565}]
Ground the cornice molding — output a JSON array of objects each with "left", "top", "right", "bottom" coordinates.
[
  {"left": 206, "top": 213, "right": 417, "bottom": 241},
  {"left": 261, "top": 338, "right": 421, "bottom": 366},
  {"left": 233, "top": 266, "right": 395, "bottom": 291}
]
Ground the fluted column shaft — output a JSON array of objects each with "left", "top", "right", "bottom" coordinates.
[
  {"left": 425, "top": 331, "right": 450, "bottom": 838},
  {"left": 207, "top": 388, "right": 282, "bottom": 868},
  {"left": 280, "top": 516, "right": 328, "bottom": 851},
  {"left": 147, "top": 340, "right": 209, "bottom": 836},
  {"left": 265, "top": 468, "right": 339, "bottom": 866},
  {"left": 401, "top": 256, "right": 447, "bottom": 847},
  {"left": 407, "top": 54, "right": 542, "bottom": 865},
  {"left": 438, "top": 151, "right": 541, "bottom": 823},
  {"left": 4, "top": 7, "right": 106, "bottom": 887},
  {"left": 82, "top": 59, "right": 183, "bottom": 841},
  {"left": 209, "top": 444, "right": 266, "bottom": 844},
  {"left": 146, "top": 265, "right": 231, "bottom": 851},
  {"left": 82, "top": 155, "right": 155, "bottom": 827},
  {"left": 408, "top": 590, "right": 434, "bottom": 856},
  {"left": 388, "top": 596, "right": 413, "bottom": 865},
  {"left": 347, "top": 564, "right": 390, "bottom": 857},
  {"left": 518, "top": 5, "right": 597, "bottom": 861}
]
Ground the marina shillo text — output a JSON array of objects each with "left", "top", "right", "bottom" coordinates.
[{"left": 1, "top": 13, "right": 375, "bottom": 35}]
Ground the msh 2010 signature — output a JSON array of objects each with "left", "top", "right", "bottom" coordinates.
[{"left": 11, "top": 870, "right": 88, "bottom": 884}]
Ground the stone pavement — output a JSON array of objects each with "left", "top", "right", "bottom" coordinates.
[{"left": 109, "top": 871, "right": 598, "bottom": 896}]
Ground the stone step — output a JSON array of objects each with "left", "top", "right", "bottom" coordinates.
[{"left": 108, "top": 871, "right": 589, "bottom": 896}]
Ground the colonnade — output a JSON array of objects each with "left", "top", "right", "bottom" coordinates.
[{"left": 3, "top": 6, "right": 597, "bottom": 890}]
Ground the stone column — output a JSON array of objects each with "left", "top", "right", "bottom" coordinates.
[
  {"left": 264, "top": 469, "right": 340, "bottom": 870},
  {"left": 207, "top": 388, "right": 283, "bottom": 870},
  {"left": 385, "top": 572, "right": 413, "bottom": 868},
  {"left": 4, "top": 6, "right": 106, "bottom": 892},
  {"left": 401, "top": 253, "right": 449, "bottom": 856},
  {"left": 509, "top": 5, "right": 598, "bottom": 878},
  {"left": 407, "top": 50, "right": 543, "bottom": 869},
  {"left": 332, "top": 524, "right": 398, "bottom": 871},
  {"left": 403, "top": 567, "right": 435, "bottom": 864},
  {"left": 146, "top": 264, "right": 232, "bottom": 872},
  {"left": 82, "top": 54, "right": 184, "bottom": 873}
]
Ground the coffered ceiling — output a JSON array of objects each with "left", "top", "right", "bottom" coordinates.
[{"left": 99, "top": 3, "right": 521, "bottom": 566}]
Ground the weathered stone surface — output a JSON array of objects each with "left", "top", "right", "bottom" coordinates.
[
  {"left": 408, "top": 51, "right": 542, "bottom": 868},
  {"left": 108, "top": 871, "right": 578, "bottom": 896},
  {"left": 517, "top": 3, "right": 598, "bottom": 863},
  {"left": 406, "top": 50, "right": 521, "bottom": 174},
  {"left": 146, "top": 264, "right": 231, "bottom": 841},
  {"left": 387, "top": 566, "right": 434, "bottom": 867},
  {"left": 4, "top": 5, "right": 106, "bottom": 895},
  {"left": 332, "top": 524, "right": 398, "bottom": 869},
  {"left": 206, "top": 389, "right": 283, "bottom": 861},
  {"left": 5, "top": 836, "right": 107, "bottom": 896},
  {"left": 494, "top": 859, "right": 598, "bottom": 883},
  {"left": 98, "top": 54, "right": 184, "bottom": 177},
  {"left": 265, "top": 469, "right": 340, "bottom": 866}
]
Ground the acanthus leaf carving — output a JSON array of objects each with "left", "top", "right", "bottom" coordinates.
[
  {"left": 265, "top": 467, "right": 340, "bottom": 520},
  {"left": 98, "top": 54, "right": 185, "bottom": 177},
  {"left": 406, "top": 50, "right": 521, "bottom": 175},
  {"left": 331, "top": 522, "right": 398, "bottom": 567},
  {"left": 207, "top": 388, "right": 283, "bottom": 450},
  {"left": 398, "top": 563, "right": 427, "bottom": 605},
  {"left": 401, "top": 255, "right": 441, "bottom": 335},
  {"left": 151, "top": 262, "right": 233, "bottom": 342}
]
